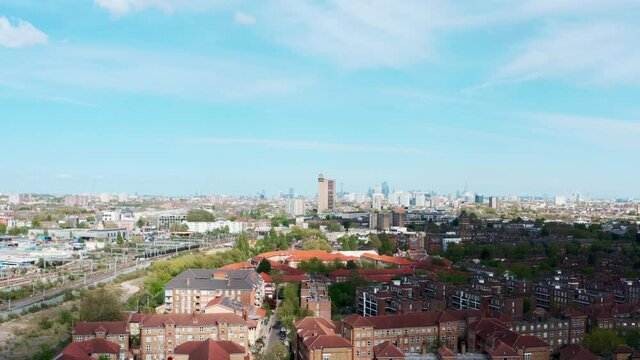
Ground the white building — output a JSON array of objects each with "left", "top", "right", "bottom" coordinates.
[
  {"left": 8, "top": 193, "right": 26, "bottom": 205},
  {"left": 398, "top": 192, "right": 411, "bottom": 207},
  {"left": 554, "top": 196, "right": 567, "bottom": 206},
  {"left": 372, "top": 193, "right": 384, "bottom": 210},
  {"left": 442, "top": 232, "right": 462, "bottom": 251},
  {"left": 286, "top": 198, "right": 305, "bottom": 217},
  {"left": 413, "top": 192, "right": 426, "bottom": 207},
  {"left": 185, "top": 220, "right": 243, "bottom": 234},
  {"left": 489, "top": 196, "right": 499, "bottom": 209}
]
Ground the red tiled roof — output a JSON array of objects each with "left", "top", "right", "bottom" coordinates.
[
  {"left": 73, "top": 321, "right": 127, "bottom": 336},
  {"left": 559, "top": 344, "right": 597, "bottom": 360},
  {"left": 342, "top": 314, "right": 374, "bottom": 328},
  {"left": 437, "top": 346, "right": 456, "bottom": 357},
  {"left": 485, "top": 340, "right": 518, "bottom": 357},
  {"left": 361, "top": 253, "right": 413, "bottom": 265},
  {"left": 330, "top": 268, "right": 414, "bottom": 277},
  {"left": 174, "top": 339, "right": 245, "bottom": 360},
  {"left": 56, "top": 339, "right": 120, "bottom": 360},
  {"left": 219, "top": 262, "right": 254, "bottom": 270},
  {"left": 374, "top": 341, "right": 405, "bottom": 358},
  {"left": 253, "top": 250, "right": 358, "bottom": 264},
  {"left": 141, "top": 313, "right": 246, "bottom": 328},
  {"left": 304, "top": 335, "right": 353, "bottom": 349}
]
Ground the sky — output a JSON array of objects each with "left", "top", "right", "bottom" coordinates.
[{"left": 1, "top": 0, "right": 640, "bottom": 198}]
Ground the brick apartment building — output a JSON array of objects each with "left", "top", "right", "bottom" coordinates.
[
  {"left": 295, "top": 317, "right": 354, "bottom": 360},
  {"left": 301, "top": 277, "right": 332, "bottom": 320},
  {"left": 163, "top": 269, "right": 264, "bottom": 313},
  {"left": 139, "top": 313, "right": 250, "bottom": 360},
  {"left": 72, "top": 321, "right": 130, "bottom": 358}
]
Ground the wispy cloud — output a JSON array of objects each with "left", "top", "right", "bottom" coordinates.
[
  {"left": 529, "top": 113, "right": 640, "bottom": 149},
  {"left": 383, "top": 88, "right": 483, "bottom": 105},
  {"left": 187, "top": 137, "right": 429, "bottom": 155},
  {"left": 0, "top": 16, "right": 48, "bottom": 48},
  {"left": 94, "top": 0, "right": 232, "bottom": 16},
  {"left": 52, "top": 173, "right": 72, "bottom": 179},
  {"left": 234, "top": 11, "right": 255, "bottom": 25},
  {"left": 499, "top": 22, "right": 640, "bottom": 86},
  {"left": 0, "top": 43, "right": 310, "bottom": 102}
]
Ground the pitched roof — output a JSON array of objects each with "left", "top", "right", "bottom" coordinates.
[
  {"left": 174, "top": 339, "right": 245, "bottom": 360},
  {"left": 437, "top": 346, "right": 456, "bottom": 357},
  {"left": 55, "top": 339, "right": 120, "bottom": 360},
  {"left": 141, "top": 313, "right": 247, "bottom": 328},
  {"left": 165, "top": 269, "right": 262, "bottom": 291},
  {"left": 366, "top": 312, "right": 441, "bottom": 329},
  {"left": 361, "top": 253, "right": 413, "bottom": 265},
  {"left": 219, "top": 262, "right": 254, "bottom": 270},
  {"left": 73, "top": 321, "right": 127, "bottom": 336},
  {"left": 374, "top": 341, "right": 405, "bottom": 358},
  {"left": 614, "top": 344, "right": 635, "bottom": 354},
  {"left": 558, "top": 344, "right": 597, "bottom": 360},
  {"left": 330, "top": 268, "right": 414, "bottom": 277},
  {"left": 485, "top": 340, "right": 518, "bottom": 357},
  {"left": 295, "top": 317, "right": 336, "bottom": 338},
  {"left": 342, "top": 314, "right": 374, "bottom": 328},
  {"left": 303, "top": 335, "right": 353, "bottom": 349}
]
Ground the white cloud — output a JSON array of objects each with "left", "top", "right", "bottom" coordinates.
[
  {"left": 52, "top": 173, "right": 72, "bottom": 179},
  {"left": 0, "top": 17, "right": 48, "bottom": 48},
  {"left": 530, "top": 113, "right": 640, "bottom": 148},
  {"left": 262, "top": 0, "right": 455, "bottom": 69},
  {"left": 0, "top": 44, "right": 309, "bottom": 102},
  {"left": 234, "top": 11, "right": 255, "bottom": 25},
  {"left": 94, "top": 0, "right": 230, "bottom": 16},
  {"left": 500, "top": 22, "right": 640, "bottom": 85},
  {"left": 188, "top": 137, "right": 429, "bottom": 155}
]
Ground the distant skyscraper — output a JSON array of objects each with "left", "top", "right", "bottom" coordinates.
[
  {"left": 288, "top": 187, "right": 295, "bottom": 199},
  {"left": 286, "top": 198, "right": 305, "bottom": 217},
  {"left": 489, "top": 196, "right": 499, "bottom": 209},
  {"left": 475, "top": 194, "right": 484, "bottom": 204},
  {"left": 317, "top": 173, "right": 336, "bottom": 213},
  {"left": 372, "top": 193, "right": 384, "bottom": 210},
  {"left": 381, "top": 181, "right": 389, "bottom": 198}
]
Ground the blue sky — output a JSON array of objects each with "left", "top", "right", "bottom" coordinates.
[{"left": 1, "top": 0, "right": 640, "bottom": 198}]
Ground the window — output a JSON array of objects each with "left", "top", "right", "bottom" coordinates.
[
  {"left": 524, "top": 354, "right": 531, "bottom": 360},
  {"left": 146, "top": 346, "right": 151, "bottom": 352},
  {"left": 76, "top": 336, "right": 82, "bottom": 342},
  {"left": 323, "top": 355, "right": 331, "bottom": 360}
]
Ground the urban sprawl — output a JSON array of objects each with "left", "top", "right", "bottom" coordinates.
[{"left": 1, "top": 175, "right": 640, "bottom": 360}]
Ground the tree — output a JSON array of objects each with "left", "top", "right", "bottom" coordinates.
[
  {"left": 338, "top": 235, "right": 358, "bottom": 251},
  {"left": 302, "top": 239, "right": 332, "bottom": 252},
  {"left": 584, "top": 329, "right": 624, "bottom": 355},
  {"left": 136, "top": 217, "right": 146, "bottom": 228},
  {"left": 116, "top": 232, "right": 124, "bottom": 245},
  {"left": 234, "top": 233, "right": 251, "bottom": 258},
  {"left": 256, "top": 258, "right": 272, "bottom": 274},
  {"left": 379, "top": 232, "right": 394, "bottom": 256},
  {"left": 346, "top": 260, "right": 358, "bottom": 270},
  {"left": 0, "top": 224, "right": 6, "bottom": 234},
  {"left": 186, "top": 209, "right": 216, "bottom": 222},
  {"left": 31, "top": 218, "right": 41, "bottom": 228},
  {"left": 169, "top": 222, "right": 189, "bottom": 232},
  {"left": 258, "top": 342, "right": 289, "bottom": 360},
  {"left": 79, "top": 288, "right": 124, "bottom": 322},
  {"left": 367, "top": 234, "right": 381, "bottom": 250}
]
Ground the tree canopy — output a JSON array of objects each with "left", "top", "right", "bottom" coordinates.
[{"left": 186, "top": 209, "right": 216, "bottom": 222}]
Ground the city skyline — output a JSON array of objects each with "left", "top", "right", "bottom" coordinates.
[{"left": 2, "top": 1, "right": 640, "bottom": 197}]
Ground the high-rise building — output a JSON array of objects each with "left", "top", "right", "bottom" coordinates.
[
  {"left": 317, "top": 173, "right": 336, "bottom": 213},
  {"left": 8, "top": 193, "right": 25, "bottom": 204},
  {"left": 489, "top": 196, "right": 499, "bottom": 209},
  {"left": 287, "top": 198, "right": 305, "bottom": 217},
  {"left": 372, "top": 193, "right": 384, "bottom": 210},
  {"left": 475, "top": 194, "right": 484, "bottom": 204},
  {"left": 381, "top": 181, "right": 389, "bottom": 198}
]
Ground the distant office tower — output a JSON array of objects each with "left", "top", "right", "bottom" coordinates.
[
  {"left": 287, "top": 198, "right": 305, "bottom": 217},
  {"left": 392, "top": 208, "right": 405, "bottom": 227},
  {"left": 475, "top": 194, "right": 484, "bottom": 204},
  {"left": 373, "top": 184, "right": 382, "bottom": 195},
  {"left": 398, "top": 192, "right": 411, "bottom": 207},
  {"left": 554, "top": 196, "right": 566, "bottom": 206},
  {"left": 414, "top": 192, "right": 426, "bottom": 207},
  {"left": 8, "top": 193, "right": 25, "bottom": 204},
  {"left": 289, "top": 188, "right": 295, "bottom": 199},
  {"left": 489, "top": 196, "right": 499, "bottom": 209},
  {"left": 64, "top": 194, "right": 89, "bottom": 207},
  {"left": 388, "top": 192, "right": 400, "bottom": 206},
  {"left": 372, "top": 193, "right": 384, "bottom": 210},
  {"left": 381, "top": 182, "right": 389, "bottom": 198},
  {"left": 317, "top": 173, "right": 336, "bottom": 213}
]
